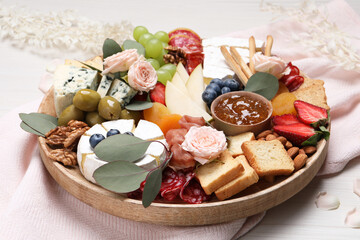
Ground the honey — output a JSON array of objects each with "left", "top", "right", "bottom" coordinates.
[{"left": 214, "top": 94, "right": 269, "bottom": 125}]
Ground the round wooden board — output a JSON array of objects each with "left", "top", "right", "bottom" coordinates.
[{"left": 38, "top": 88, "right": 329, "bottom": 226}]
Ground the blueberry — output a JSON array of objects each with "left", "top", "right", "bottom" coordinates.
[
  {"left": 221, "top": 86, "right": 231, "bottom": 94},
  {"left": 223, "top": 78, "right": 240, "bottom": 91},
  {"left": 107, "top": 129, "right": 120, "bottom": 137},
  {"left": 202, "top": 89, "right": 218, "bottom": 105},
  {"left": 123, "top": 131, "right": 134, "bottom": 136},
  {"left": 89, "top": 134, "right": 105, "bottom": 149},
  {"left": 210, "top": 78, "right": 224, "bottom": 88},
  {"left": 206, "top": 83, "right": 221, "bottom": 95}
]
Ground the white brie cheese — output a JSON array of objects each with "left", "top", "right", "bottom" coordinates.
[
  {"left": 202, "top": 37, "right": 264, "bottom": 79},
  {"left": 77, "top": 119, "right": 166, "bottom": 184},
  {"left": 53, "top": 65, "right": 99, "bottom": 116}
]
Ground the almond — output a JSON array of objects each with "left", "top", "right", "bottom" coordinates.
[
  {"left": 287, "top": 147, "right": 299, "bottom": 159},
  {"left": 276, "top": 136, "right": 287, "bottom": 145},
  {"left": 272, "top": 132, "right": 279, "bottom": 137},
  {"left": 257, "top": 137, "right": 266, "bottom": 141},
  {"left": 256, "top": 130, "right": 272, "bottom": 139},
  {"left": 265, "top": 134, "right": 277, "bottom": 141},
  {"left": 294, "top": 154, "right": 308, "bottom": 171},
  {"left": 302, "top": 146, "right": 317, "bottom": 155},
  {"left": 299, "top": 149, "right": 306, "bottom": 155},
  {"left": 285, "top": 141, "right": 293, "bottom": 149}
]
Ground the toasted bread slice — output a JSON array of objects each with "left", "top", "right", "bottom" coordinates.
[
  {"left": 242, "top": 140, "right": 294, "bottom": 177},
  {"left": 293, "top": 78, "right": 329, "bottom": 110},
  {"left": 195, "top": 150, "right": 244, "bottom": 195},
  {"left": 228, "top": 132, "right": 255, "bottom": 157},
  {"left": 215, "top": 155, "right": 259, "bottom": 200}
]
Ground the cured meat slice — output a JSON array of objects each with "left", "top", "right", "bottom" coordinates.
[
  {"left": 165, "top": 128, "right": 187, "bottom": 147},
  {"left": 180, "top": 172, "right": 211, "bottom": 204},
  {"left": 169, "top": 144, "right": 196, "bottom": 169},
  {"left": 178, "top": 115, "right": 206, "bottom": 130}
]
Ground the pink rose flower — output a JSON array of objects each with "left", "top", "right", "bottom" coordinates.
[
  {"left": 127, "top": 60, "right": 157, "bottom": 92},
  {"left": 181, "top": 126, "right": 227, "bottom": 165},
  {"left": 102, "top": 49, "right": 140, "bottom": 74},
  {"left": 253, "top": 53, "right": 287, "bottom": 79}
]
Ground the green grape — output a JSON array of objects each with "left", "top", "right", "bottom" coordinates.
[
  {"left": 156, "top": 69, "right": 172, "bottom": 85},
  {"left": 146, "top": 58, "right": 160, "bottom": 70},
  {"left": 160, "top": 63, "right": 176, "bottom": 77},
  {"left": 155, "top": 49, "right": 167, "bottom": 66},
  {"left": 139, "top": 33, "right": 154, "bottom": 47},
  {"left": 145, "top": 38, "right": 163, "bottom": 58},
  {"left": 133, "top": 26, "right": 149, "bottom": 42},
  {"left": 161, "top": 41, "right": 168, "bottom": 49},
  {"left": 154, "top": 31, "right": 169, "bottom": 43}
]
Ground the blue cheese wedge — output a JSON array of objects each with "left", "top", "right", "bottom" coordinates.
[
  {"left": 203, "top": 37, "right": 264, "bottom": 79},
  {"left": 77, "top": 119, "right": 167, "bottom": 184},
  {"left": 107, "top": 79, "right": 137, "bottom": 107},
  {"left": 54, "top": 65, "right": 99, "bottom": 116},
  {"left": 97, "top": 75, "right": 113, "bottom": 98}
]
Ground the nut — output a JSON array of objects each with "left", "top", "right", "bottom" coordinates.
[
  {"left": 293, "top": 154, "right": 308, "bottom": 171},
  {"left": 287, "top": 147, "right": 299, "bottom": 159},
  {"left": 302, "top": 146, "right": 317, "bottom": 155},
  {"left": 299, "top": 149, "right": 306, "bottom": 155},
  {"left": 257, "top": 137, "right": 266, "bottom": 141},
  {"left": 256, "top": 130, "right": 272, "bottom": 139},
  {"left": 265, "top": 134, "right": 277, "bottom": 141},
  {"left": 285, "top": 141, "right": 293, "bottom": 149},
  {"left": 63, "top": 127, "right": 89, "bottom": 148},
  {"left": 48, "top": 149, "right": 77, "bottom": 166},
  {"left": 276, "top": 136, "right": 287, "bottom": 145},
  {"left": 272, "top": 132, "right": 279, "bottom": 137}
]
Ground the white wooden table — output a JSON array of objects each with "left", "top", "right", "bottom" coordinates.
[{"left": 1, "top": 0, "right": 360, "bottom": 239}]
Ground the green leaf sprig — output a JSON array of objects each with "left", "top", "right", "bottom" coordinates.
[
  {"left": 19, "top": 113, "right": 58, "bottom": 137},
  {"left": 93, "top": 136, "right": 172, "bottom": 208},
  {"left": 302, "top": 125, "right": 330, "bottom": 146},
  {"left": 244, "top": 72, "right": 279, "bottom": 100},
  {"left": 125, "top": 101, "right": 153, "bottom": 111},
  {"left": 122, "top": 40, "right": 145, "bottom": 56},
  {"left": 103, "top": 38, "right": 122, "bottom": 59}
]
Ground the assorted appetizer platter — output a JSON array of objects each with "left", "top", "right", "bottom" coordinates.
[{"left": 20, "top": 26, "right": 331, "bottom": 225}]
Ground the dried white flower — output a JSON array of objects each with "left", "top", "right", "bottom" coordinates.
[
  {"left": 260, "top": 0, "right": 360, "bottom": 72},
  {"left": 0, "top": 3, "right": 133, "bottom": 56}
]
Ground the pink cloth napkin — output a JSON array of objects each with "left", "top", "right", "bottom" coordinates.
[{"left": 1, "top": 0, "right": 360, "bottom": 239}]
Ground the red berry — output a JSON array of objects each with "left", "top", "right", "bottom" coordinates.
[
  {"left": 150, "top": 82, "right": 166, "bottom": 105},
  {"left": 273, "top": 123, "right": 317, "bottom": 146},
  {"left": 272, "top": 114, "right": 301, "bottom": 126},
  {"left": 294, "top": 100, "right": 328, "bottom": 128}
]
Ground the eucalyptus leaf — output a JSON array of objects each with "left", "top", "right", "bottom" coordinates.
[
  {"left": 103, "top": 38, "right": 122, "bottom": 59},
  {"left": 94, "top": 134, "right": 151, "bottom": 162},
  {"left": 93, "top": 161, "right": 148, "bottom": 193},
  {"left": 125, "top": 101, "right": 153, "bottom": 111},
  {"left": 123, "top": 40, "right": 146, "bottom": 56},
  {"left": 19, "top": 113, "right": 57, "bottom": 136},
  {"left": 142, "top": 168, "right": 162, "bottom": 208},
  {"left": 20, "top": 121, "right": 45, "bottom": 137},
  {"left": 30, "top": 113, "right": 58, "bottom": 126},
  {"left": 79, "top": 61, "right": 102, "bottom": 72},
  {"left": 244, "top": 72, "right": 279, "bottom": 100}
]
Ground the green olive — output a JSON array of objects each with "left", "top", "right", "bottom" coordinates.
[
  {"left": 98, "top": 96, "right": 121, "bottom": 120},
  {"left": 85, "top": 112, "right": 105, "bottom": 127},
  {"left": 58, "top": 105, "right": 84, "bottom": 126},
  {"left": 120, "top": 109, "right": 142, "bottom": 124},
  {"left": 73, "top": 89, "right": 101, "bottom": 112}
]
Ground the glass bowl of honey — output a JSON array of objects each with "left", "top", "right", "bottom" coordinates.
[{"left": 210, "top": 91, "right": 273, "bottom": 136}]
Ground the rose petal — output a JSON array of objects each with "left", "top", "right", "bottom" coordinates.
[
  {"left": 345, "top": 207, "right": 360, "bottom": 228},
  {"left": 315, "top": 192, "right": 340, "bottom": 210},
  {"left": 354, "top": 178, "right": 360, "bottom": 197}
]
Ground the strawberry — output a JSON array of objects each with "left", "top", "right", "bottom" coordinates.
[
  {"left": 150, "top": 82, "right": 166, "bottom": 105},
  {"left": 272, "top": 114, "right": 301, "bottom": 126},
  {"left": 273, "top": 123, "right": 322, "bottom": 146},
  {"left": 294, "top": 100, "right": 329, "bottom": 128}
]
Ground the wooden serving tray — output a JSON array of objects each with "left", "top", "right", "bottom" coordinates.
[{"left": 38, "top": 88, "right": 329, "bottom": 226}]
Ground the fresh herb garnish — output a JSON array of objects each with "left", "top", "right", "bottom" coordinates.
[
  {"left": 244, "top": 72, "right": 279, "bottom": 100},
  {"left": 122, "top": 39, "right": 146, "bottom": 56},
  {"left": 125, "top": 101, "right": 153, "bottom": 111},
  {"left": 19, "top": 113, "right": 58, "bottom": 137},
  {"left": 93, "top": 138, "right": 172, "bottom": 208},
  {"left": 103, "top": 38, "right": 122, "bottom": 59}
]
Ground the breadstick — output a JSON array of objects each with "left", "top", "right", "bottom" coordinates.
[
  {"left": 249, "top": 36, "right": 256, "bottom": 74},
  {"left": 220, "top": 46, "right": 248, "bottom": 86},
  {"left": 265, "top": 35, "right": 273, "bottom": 56},
  {"left": 229, "top": 46, "right": 253, "bottom": 79}
]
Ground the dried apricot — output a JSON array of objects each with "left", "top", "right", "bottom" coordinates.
[
  {"left": 143, "top": 102, "right": 170, "bottom": 124},
  {"left": 158, "top": 114, "right": 182, "bottom": 135},
  {"left": 271, "top": 92, "right": 297, "bottom": 116}
]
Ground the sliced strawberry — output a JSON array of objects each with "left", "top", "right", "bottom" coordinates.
[
  {"left": 272, "top": 114, "right": 301, "bottom": 126},
  {"left": 280, "top": 75, "right": 304, "bottom": 92},
  {"left": 150, "top": 82, "right": 166, "bottom": 105},
  {"left": 294, "top": 100, "right": 329, "bottom": 128},
  {"left": 273, "top": 123, "right": 321, "bottom": 146}
]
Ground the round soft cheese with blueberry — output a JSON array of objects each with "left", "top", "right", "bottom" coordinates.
[{"left": 77, "top": 119, "right": 167, "bottom": 183}]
